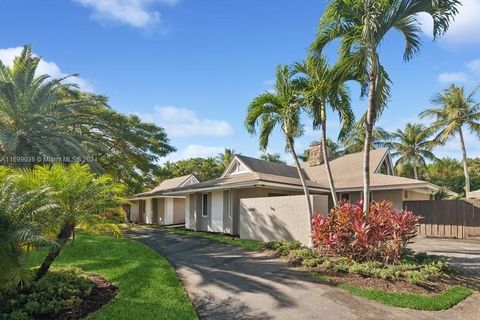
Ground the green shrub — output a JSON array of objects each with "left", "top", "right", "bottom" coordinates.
[
  {"left": 276, "top": 241, "right": 302, "bottom": 256},
  {"left": 0, "top": 268, "right": 93, "bottom": 319},
  {"left": 262, "top": 240, "right": 283, "bottom": 250}
]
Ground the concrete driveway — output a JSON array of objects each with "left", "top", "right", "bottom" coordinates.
[
  {"left": 127, "top": 228, "right": 480, "bottom": 320},
  {"left": 409, "top": 238, "right": 480, "bottom": 275}
]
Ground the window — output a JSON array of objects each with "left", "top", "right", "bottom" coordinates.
[
  {"left": 340, "top": 193, "right": 350, "bottom": 202},
  {"left": 202, "top": 194, "right": 208, "bottom": 217}
]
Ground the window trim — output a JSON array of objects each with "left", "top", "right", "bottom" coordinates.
[{"left": 201, "top": 193, "right": 208, "bottom": 217}]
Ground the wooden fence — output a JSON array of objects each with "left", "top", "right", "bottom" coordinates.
[{"left": 403, "top": 200, "right": 480, "bottom": 239}]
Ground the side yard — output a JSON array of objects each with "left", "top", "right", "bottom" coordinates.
[{"left": 25, "top": 232, "right": 198, "bottom": 320}]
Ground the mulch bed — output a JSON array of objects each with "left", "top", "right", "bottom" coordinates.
[
  {"left": 265, "top": 250, "right": 480, "bottom": 295},
  {"left": 37, "top": 274, "right": 118, "bottom": 320}
]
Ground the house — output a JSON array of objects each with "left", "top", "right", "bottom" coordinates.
[
  {"left": 165, "top": 145, "right": 455, "bottom": 245},
  {"left": 129, "top": 174, "right": 199, "bottom": 225}
]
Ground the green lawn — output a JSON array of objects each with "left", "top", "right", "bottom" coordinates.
[
  {"left": 165, "top": 227, "right": 264, "bottom": 251},
  {"left": 27, "top": 232, "right": 198, "bottom": 320},
  {"left": 339, "top": 283, "right": 472, "bottom": 311}
]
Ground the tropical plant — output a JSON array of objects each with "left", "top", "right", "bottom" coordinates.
[
  {"left": 340, "top": 124, "right": 392, "bottom": 154},
  {"left": 387, "top": 123, "right": 438, "bottom": 179},
  {"left": 293, "top": 55, "right": 354, "bottom": 205},
  {"left": 245, "top": 65, "right": 314, "bottom": 246},
  {"left": 260, "top": 153, "right": 286, "bottom": 163},
  {"left": 0, "top": 177, "right": 56, "bottom": 288},
  {"left": 0, "top": 45, "right": 175, "bottom": 194},
  {"left": 12, "top": 163, "right": 127, "bottom": 280},
  {"left": 217, "top": 148, "right": 237, "bottom": 169},
  {"left": 312, "top": 0, "right": 460, "bottom": 211},
  {"left": 421, "top": 85, "right": 480, "bottom": 193},
  {"left": 0, "top": 46, "right": 88, "bottom": 165},
  {"left": 312, "top": 201, "right": 421, "bottom": 264}
]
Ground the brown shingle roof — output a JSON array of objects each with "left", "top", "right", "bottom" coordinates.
[
  {"left": 236, "top": 155, "right": 300, "bottom": 178},
  {"left": 130, "top": 174, "right": 196, "bottom": 199},
  {"left": 167, "top": 171, "right": 327, "bottom": 194}
]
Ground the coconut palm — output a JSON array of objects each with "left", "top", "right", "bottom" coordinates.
[
  {"left": 0, "top": 177, "right": 56, "bottom": 288},
  {"left": 340, "top": 124, "right": 392, "bottom": 154},
  {"left": 13, "top": 163, "right": 127, "bottom": 280},
  {"left": 388, "top": 123, "right": 438, "bottom": 179},
  {"left": 293, "top": 55, "right": 354, "bottom": 205},
  {"left": 245, "top": 65, "right": 313, "bottom": 245},
  {"left": 260, "top": 153, "right": 285, "bottom": 163},
  {"left": 217, "top": 148, "right": 237, "bottom": 169},
  {"left": 312, "top": 0, "right": 460, "bottom": 211},
  {"left": 0, "top": 45, "right": 89, "bottom": 165},
  {"left": 421, "top": 85, "right": 480, "bottom": 193}
]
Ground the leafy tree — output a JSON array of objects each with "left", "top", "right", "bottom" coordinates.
[
  {"left": 312, "top": 0, "right": 459, "bottom": 211},
  {"left": 0, "top": 177, "right": 55, "bottom": 288},
  {"left": 0, "top": 46, "right": 176, "bottom": 194},
  {"left": 12, "top": 164, "right": 127, "bottom": 280},
  {"left": 293, "top": 54, "right": 353, "bottom": 205},
  {"left": 421, "top": 85, "right": 480, "bottom": 193},
  {"left": 217, "top": 148, "right": 237, "bottom": 169},
  {"left": 260, "top": 153, "right": 286, "bottom": 164},
  {"left": 388, "top": 123, "right": 438, "bottom": 179},
  {"left": 246, "top": 65, "right": 313, "bottom": 246},
  {"left": 155, "top": 157, "right": 224, "bottom": 183}
]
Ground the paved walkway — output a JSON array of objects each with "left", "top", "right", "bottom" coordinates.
[
  {"left": 409, "top": 238, "right": 480, "bottom": 275},
  {"left": 127, "top": 228, "right": 480, "bottom": 320}
]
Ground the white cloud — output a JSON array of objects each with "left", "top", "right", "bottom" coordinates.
[
  {"left": 418, "top": 0, "right": 480, "bottom": 45},
  {"left": 138, "top": 106, "right": 234, "bottom": 138},
  {"left": 0, "top": 47, "right": 93, "bottom": 91},
  {"left": 437, "top": 72, "right": 469, "bottom": 84},
  {"left": 434, "top": 131, "right": 480, "bottom": 159},
  {"left": 162, "top": 144, "right": 224, "bottom": 163},
  {"left": 74, "top": 0, "right": 179, "bottom": 29},
  {"left": 467, "top": 59, "right": 480, "bottom": 75}
]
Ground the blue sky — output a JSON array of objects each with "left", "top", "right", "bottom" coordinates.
[{"left": 1, "top": 0, "right": 480, "bottom": 163}]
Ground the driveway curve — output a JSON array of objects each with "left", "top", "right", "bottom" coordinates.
[{"left": 127, "top": 228, "right": 479, "bottom": 320}]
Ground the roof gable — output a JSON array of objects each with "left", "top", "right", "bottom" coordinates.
[
  {"left": 221, "top": 156, "right": 253, "bottom": 177},
  {"left": 233, "top": 155, "right": 300, "bottom": 178}
]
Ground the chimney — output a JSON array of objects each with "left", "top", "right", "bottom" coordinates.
[{"left": 308, "top": 143, "right": 327, "bottom": 167}]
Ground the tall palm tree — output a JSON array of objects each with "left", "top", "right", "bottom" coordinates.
[
  {"left": 388, "top": 123, "right": 438, "bottom": 180},
  {"left": 260, "top": 153, "right": 285, "bottom": 163},
  {"left": 13, "top": 163, "right": 127, "bottom": 280},
  {"left": 245, "top": 65, "right": 313, "bottom": 246},
  {"left": 293, "top": 55, "right": 354, "bottom": 206},
  {"left": 217, "top": 148, "right": 237, "bottom": 169},
  {"left": 312, "top": 0, "right": 459, "bottom": 211},
  {"left": 0, "top": 45, "right": 89, "bottom": 165},
  {"left": 340, "top": 124, "right": 392, "bottom": 154},
  {"left": 421, "top": 85, "right": 480, "bottom": 193}
]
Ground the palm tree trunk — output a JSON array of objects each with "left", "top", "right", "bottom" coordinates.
[
  {"left": 35, "top": 223, "right": 74, "bottom": 281},
  {"left": 321, "top": 119, "right": 338, "bottom": 206},
  {"left": 458, "top": 127, "right": 471, "bottom": 194},
  {"left": 413, "top": 161, "right": 418, "bottom": 180},
  {"left": 288, "top": 139, "right": 313, "bottom": 247},
  {"left": 363, "top": 51, "right": 379, "bottom": 213}
]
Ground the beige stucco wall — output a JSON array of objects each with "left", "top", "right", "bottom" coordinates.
[
  {"left": 173, "top": 198, "right": 185, "bottom": 224},
  {"left": 337, "top": 189, "right": 430, "bottom": 211},
  {"left": 239, "top": 195, "right": 328, "bottom": 246},
  {"left": 403, "top": 190, "right": 430, "bottom": 201}
]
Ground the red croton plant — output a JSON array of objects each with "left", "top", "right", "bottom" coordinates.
[{"left": 311, "top": 201, "right": 422, "bottom": 265}]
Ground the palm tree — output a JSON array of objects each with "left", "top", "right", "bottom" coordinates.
[
  {"left": 293, "top": 55, "right": 354, "bottom": 206},
  {"left": 388, "top": 123, "right": 438, "bottom": 179},
  {"left": 245, "top": 65, "right": 314, "bottom": 246},
  {"left": 421, "top": 85, "right": 480, "bottom": 194},
  {"left": 13, "top": 163, "right": 127, "bottom": 280},
  {"left": 312, "top": 0, "right": 459, "bottom": 211},
  {"left": 260, "top": 153, "right": 285, "bottom": 163},
  {"left": 0, "top": 177, "right": 56, "bottom": 288},
  {"left": 340, "top": 124, "right": 392, "bottom": 154},
  {"left": 217, "top": 148, "right": 237, "bottom": 169},
  {"left": 0, "top": 45, "right": 89, "bottom": 165}
]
